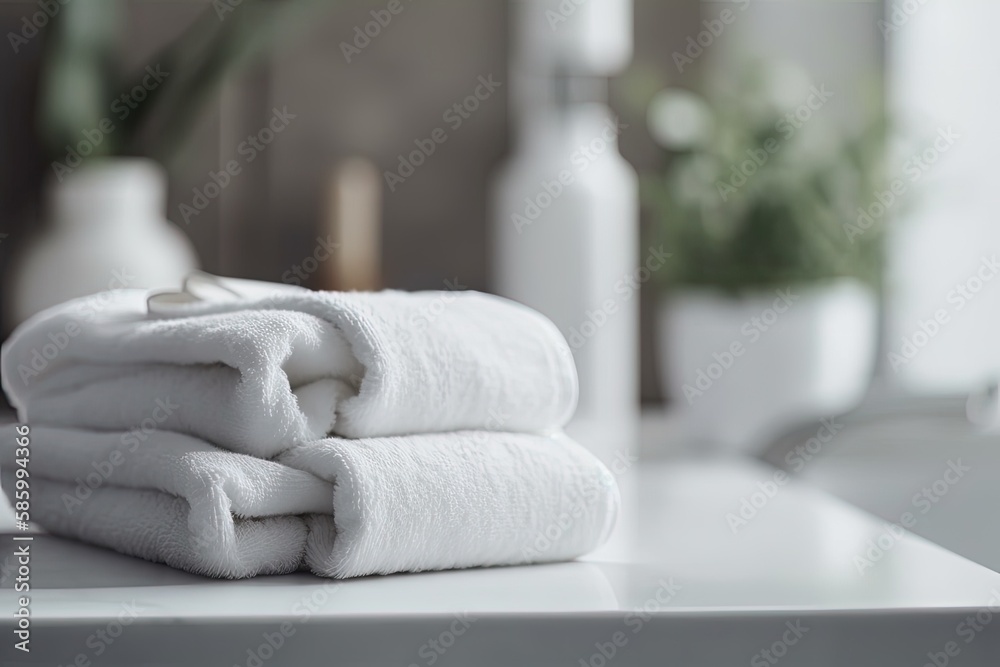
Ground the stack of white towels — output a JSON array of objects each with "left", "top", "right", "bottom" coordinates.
[{"left": 0, "top": 274, "right": 618, "bottom": 579}]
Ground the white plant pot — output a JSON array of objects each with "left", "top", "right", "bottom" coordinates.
[
  {"left": 658, "top": 279, "right": 878, "bottom": 453},
  {"left": 9, "top": 158, "right": 199, "bottom": 325}
]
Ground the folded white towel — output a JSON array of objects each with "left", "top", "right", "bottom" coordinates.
[
  {"left": 0, "top": 426, "right": 618, "bottom": 579},
  {"left": 1, "top": 276, "right": 578, "bottom": 457}
]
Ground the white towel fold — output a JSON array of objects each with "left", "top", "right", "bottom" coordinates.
[
  {"left": 1, "top": 276, "right": 578, "bottom": 457},
  {"left": 0, "top": 276, "right": 617, "bottom": 579},
  {"left": 0, "top": 426, "right": 618, "bottom": 579}
]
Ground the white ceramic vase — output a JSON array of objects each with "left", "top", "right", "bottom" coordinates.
[
  {"left": 9, "top": 158, "right": 199, "bottom": 325},
  {"left": 658, "top": 279, "right": 878, "bottom": 453}
]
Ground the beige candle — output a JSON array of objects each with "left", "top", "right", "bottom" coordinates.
[{"left": 324, "top": 157, "right": 382, "bottom": 291}]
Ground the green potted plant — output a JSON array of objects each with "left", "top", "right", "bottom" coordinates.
[
  {"left": 641, "top": 61, "right": 888, "bottom": 450},
  {"left": 10, "top": 0, "right": 327, "bottom": 324}
]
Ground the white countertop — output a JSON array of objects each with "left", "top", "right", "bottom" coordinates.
[{"left": 3, "top": 459, "right": 999, "bottom": 666}]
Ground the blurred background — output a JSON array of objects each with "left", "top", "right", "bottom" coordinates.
[{"left": 2, "top": 0, "right": 1000, "bottom": 566}]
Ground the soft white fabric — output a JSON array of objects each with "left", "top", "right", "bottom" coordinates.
[
  {"left": 0, "top": 276, "right": 615, "bottom": 579},
  {"left": 1, "top": 276, "right": 578, "bottom": 457},
  {"left": 0, "top": 426, "right": 618, "bottom": 579}
]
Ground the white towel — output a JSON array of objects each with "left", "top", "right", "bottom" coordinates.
[
  {"left": 0, "top": 426, "right": 618, "bottom": 579},
  {"left": 1, "top": 275, "right": 578, "bottom": 458}
]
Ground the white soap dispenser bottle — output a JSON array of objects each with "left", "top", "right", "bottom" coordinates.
[{"left": 492, "top": 0, "right": 638, "bottom": 465}]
